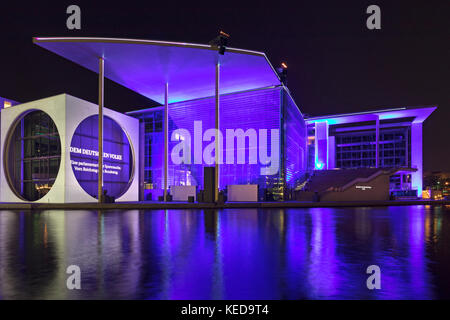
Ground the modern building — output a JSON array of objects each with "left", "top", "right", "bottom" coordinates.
[
  {"left": 0, "top": 37, "right": 437, "bottom": 203},
  {"left": 305, "top": 106, "right": 436, "bottom": 198},
  {"left": 0, "top": 94, "right": 139, "bottom": 203}
]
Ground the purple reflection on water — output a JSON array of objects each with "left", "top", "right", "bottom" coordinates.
[
  {"left": 308, "top": 208, "right": 340, "bottom": 298},
  {"left": 0, "top": 206, "right": 449, "bottom": 299},
  {"left": 408, "top": 206, "right": 430, "bottom": 298}
]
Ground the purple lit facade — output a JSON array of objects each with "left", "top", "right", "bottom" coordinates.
[
  {"left": 129, "top": 86, "right": 307, "bottom": 200},
  {"left": 128, "top": 99, "right": 435, "bottom": 200},
  {"left": 305, "top": 106, "right": 436, "bottom": 197}
]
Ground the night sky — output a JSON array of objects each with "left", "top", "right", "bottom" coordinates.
[{"left": 0, "top": 1, "right": 448, "bottom": 171}]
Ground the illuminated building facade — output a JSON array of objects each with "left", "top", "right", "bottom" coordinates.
[
  {"left": 0, "top": 94, "right": 139, "bottom": 203},
  {"left": 305, "top": 106, "right": 436, "bottom": 197},
  {"left": 0, "top": 37, "right": 437, "bottom": 203},
  {"left": 128, "top": 86, "right": 306, "bottom": 200}
]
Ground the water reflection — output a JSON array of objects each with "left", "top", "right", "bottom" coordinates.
[{"left": 0, "top": 206, "right": 449, "bottom": 299}]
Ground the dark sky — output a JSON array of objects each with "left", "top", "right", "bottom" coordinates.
[{"left": 0, "top": 1, "right": 448, "bottom": 171}]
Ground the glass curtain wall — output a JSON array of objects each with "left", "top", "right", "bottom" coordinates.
[
  {"left": 136, "top": 87, "right": 309, "bottom": 200},
  {"left": 283, "top": 89, "right": 307, "bottom": 192},
  {"left": 6, "top": 110, "right": 61, "bottom": 201}
]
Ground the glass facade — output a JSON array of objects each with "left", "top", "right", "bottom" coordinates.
[
  {"left": 283, "top": 90, "right": 307, "bottom": 190},
  {"left": 335, "top": 131, "right": 377, "bottom": 168},
  {"left": 5, "top": 110, "right": 61, "bottom": 201},
  {"left": 378, "top": 128, "right": 409, "bottom": 167},
  {"left": 220, "top": 88, "right": 283, "bottom": 198},
  {"left": 135, "top": 109, "right": 164, "bottom": 200},
  {"left": 132, "top": 87, "right": 307, "bottom": 200},
  {"left": 335, "top": 127, "right": 410, "bottom": 169}
]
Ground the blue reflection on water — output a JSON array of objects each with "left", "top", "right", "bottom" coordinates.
[{"left": 0, "top": 205, "right": 449, "bottom": 300}]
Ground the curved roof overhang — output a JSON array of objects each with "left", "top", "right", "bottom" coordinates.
[{"left": 33, "top": 37, "right": 282, "bottom": 104}]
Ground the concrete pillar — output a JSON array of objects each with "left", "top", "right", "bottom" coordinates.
[
  {"left": 139, "top": 121, "right": 145, "bottom": 201},
  {"left": 215, "top": 63, "right": 220, "bottom": 201},
  {"left": 314, "top": 121, "right": 328, "bottom": 170},
  {"left": 98, "top": 57, "right": 104, "bottom": 203},
  {"left": 400, "top": 173, "right": 404, "bottom": 190},
  {"left": 411, "top": 122, "right": 423, "bottom": 197},
  {"left": 375, "top": 116, "right": 379, "bottom": 168},
  {"left": 164, "top": 83, "right": 168, "bottom": 201},
  {"left": 328, "top": 135, "right": 335, "bottom": 169}
]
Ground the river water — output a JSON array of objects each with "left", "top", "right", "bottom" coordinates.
[{"left": 0, "top": 205, "right": 449, "bottom": 299}]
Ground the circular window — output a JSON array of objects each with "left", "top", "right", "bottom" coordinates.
[
  {"left": 4, "top": 110, "right": 61, "bottom": 201},
  {"left": 70, "top": 115, "right": 134, "bottom": 199}
]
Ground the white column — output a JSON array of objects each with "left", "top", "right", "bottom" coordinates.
[
  {"left": 98, "top": 57, "right": 104, "bottom": 203},
  {"left": 327, "top": 135, "right": 335, "bottom": 169},
  {"left": 375, "top": 116, "right": 379, "bottom": 168},
  {"left": 400, "top": 173, "right": 404, "bottom": 190},
  {"left": 314, "top": 121, "right": 328, "bottom": 170},
  {"left": 164, "top": 83, "right": 168, "bottom": 201},
  {"left": 411, "top": 122, "right": 423, "bottom": 197},
  {"left": 215, "top": 63, "right": 220, "bottom": 202}
]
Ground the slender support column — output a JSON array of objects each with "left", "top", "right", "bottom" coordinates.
[
  {"left": 20, "top": 119, "right": 24, "bottom": 195},
  {"left": 411, "top": 122, "right": 423, "bottom": 196},
  {"left": 214, "top": 63, "right": 220, "bottom": 202},
  {"left": 314, "top": 121, "right": 328, "bottom": 170},
  {"left": 139, "top": 121, "right": 145, "bottom": 201},
  {"left": 328, "top": 136, "right": 336, "bottom": 169},
  {"left": 280, "top": 91, "right": 285, "bottom": 200},
  {"left": 400, "top": 173, "right": 404, "bottom": 190},
  {"left": 164, "top": 83, "right": 169, "bottom": 201},
  {"left": 375, "top": 116, "right": 379, "bottom": 168},
  {"left": 405, "top": 127, "right": 409, "bottom": 167},
  {"left": 98, "top": 57, "right": 104, "bottom": 203}
]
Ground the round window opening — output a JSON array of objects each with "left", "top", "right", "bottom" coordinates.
[
  {"left": 70, "top": 115, "right": 134, "bottom": 199},
  {"left": 5, "top": 110, "right": 62, "bottom": 201}
]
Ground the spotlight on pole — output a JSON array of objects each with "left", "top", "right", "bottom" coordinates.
[
  {"left": 209, "top": 30, "right": 230, "bottom": 55},
  {"left": 277, "top": 62, "right": 288, "bottom": 86}
]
